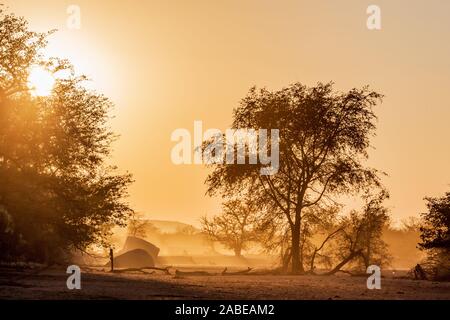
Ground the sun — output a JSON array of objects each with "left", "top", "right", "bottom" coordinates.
[{"left": 27, "top": 66, "right": 55, "bottom": 97}]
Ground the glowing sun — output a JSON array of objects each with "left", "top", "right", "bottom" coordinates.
[{"left": 28, "top": 66, "right": 55, "bottom": 97}]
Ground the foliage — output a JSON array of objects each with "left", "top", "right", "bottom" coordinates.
[
  {"left": 418, "top": 192, "right": 450, "bottom": 281},
  {"left": 0, "top": 9, "right": 133, "bottom": 263},
  {"left": 205, "top": 82, "right": 383, "bottom": 272},
  {"left": 332, "top": 191, "right": 391, "bottom": 272},
  {"left": 419, "top": 192, "right": 450, "bottom": 250}
]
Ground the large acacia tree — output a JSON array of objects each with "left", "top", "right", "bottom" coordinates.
[
  {"left": 0, "top": 9, "right": 133, "bottom": 262},
  {"left": 206, "top": 82, "right": 383, "bottom": 273}
]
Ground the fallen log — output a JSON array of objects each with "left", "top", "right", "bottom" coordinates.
[
  {"left": 112, "top": 266, "right": 171, "bottom": 275},
  {"left": 113, "top": 268, "right": 155, "bottom": 275},
  {"left": 244, "top": 268, "right": 284, "bottom": 276},
  {"left": 221, "top": 267, "right": 253, "bottom": 275},
  {"left": 175, "top": 270, "right": 215, "bottom": 277}
]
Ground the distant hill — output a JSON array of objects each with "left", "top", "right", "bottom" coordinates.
[{"left": 148, "top": 220, "right": 200, "bottom": 234}]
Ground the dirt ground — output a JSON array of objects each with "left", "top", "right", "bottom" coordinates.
[{"left": 0, "top": 266, "right": 449, "bottom": 300}]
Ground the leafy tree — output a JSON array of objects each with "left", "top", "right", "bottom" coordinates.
[
  {"left": 325, "top": 191, "right": 391, "bottom": 274},
  {"left": 0, "top": 7, "right": 49, "bottom": 102},
  {"left": 205, "top": 82, "right": 383, "bottom": 273},
  {"left": 201, "top": 198, "right": 260, "bottom": 257},
  {"left": 0, "top": 9, "right": 133, "bottom": 263},
  {"left": 419, "top": 192, "right": 450, "bottom": 250},
  {"left": 418, "top": 192, "right": 450, "bottom": 280}
]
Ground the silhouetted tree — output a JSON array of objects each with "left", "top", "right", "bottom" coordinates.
[
  {"left": 419, "top": 192, "right": 450, "bottom": 250},
  {"left": 0, "top": 9, "right": 133, "bottom": 263},
  {"left": 0, "top": 7, "right": 50, "bottom": 103},
  {"left": 205, "top": 82, "right": 383, "bottom": 273},
  {"left": 201, "top": 198, "right": 260, "bottom": 257},
  {"left": 418, "top": 192, "right": 450, "bottom": 280},
  {"left": 325, "top": 191, "right": 391, "bottom": 274},
  {"left": 127, "top": 213, "right": 151, "bottom": 238}
]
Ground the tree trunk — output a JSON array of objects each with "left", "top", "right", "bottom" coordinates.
[
  {"left": 109, "top": 248, "right": 114, "bottom": 272},
  {"left": 324, "top": 250, "right": 362, "bottom": 275},
  {"left": 291, "top": 223, "right": 304, "bottom": 274},
  {"left": 234, "top": 247, "right": 242, "bottom": 257}
]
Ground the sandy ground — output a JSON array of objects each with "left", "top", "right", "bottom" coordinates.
[{"left": 0, "top": 266, "right": 449, "bottom": 300}]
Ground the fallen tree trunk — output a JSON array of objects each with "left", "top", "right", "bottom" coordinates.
[
  {"left": 113, "top": 268, "right": 155, "bottom": 275},
  {"left": 221, "top": 267, "right": 253, "bottom": 275},
  {"left": 175, "top": 267, "right": 254, "bottom": 277},
  {"left": 175, "top": 270, "right": 215, "bottom": 277},
  {"left": 323, "top": 250, "right": 363, "bottom": 276},
  {"left": 112, "top": 266, "right": 171, "bottom": 275}
]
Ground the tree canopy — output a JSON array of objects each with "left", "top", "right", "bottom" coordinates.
[
  {"left": 419, "top": 192, "right": 450, "bottom": 250},
  {"left": 205, "top": 82, "right": 384, "bottom": 273},
  {"left": 0, "top": 9, "right": 133, "bottom": 263}
]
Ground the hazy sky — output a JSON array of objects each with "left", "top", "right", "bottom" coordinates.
[{"left": 4, "top": 0, "right": 450, "bottom": 226}]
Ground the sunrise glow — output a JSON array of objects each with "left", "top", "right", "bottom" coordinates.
[{"left": 27, "top": 66, "right": 55, "bottom": 96}]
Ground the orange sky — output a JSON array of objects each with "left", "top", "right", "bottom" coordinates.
[{"left": 5, "top": 0, "right": 450, "bottom": 226}]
